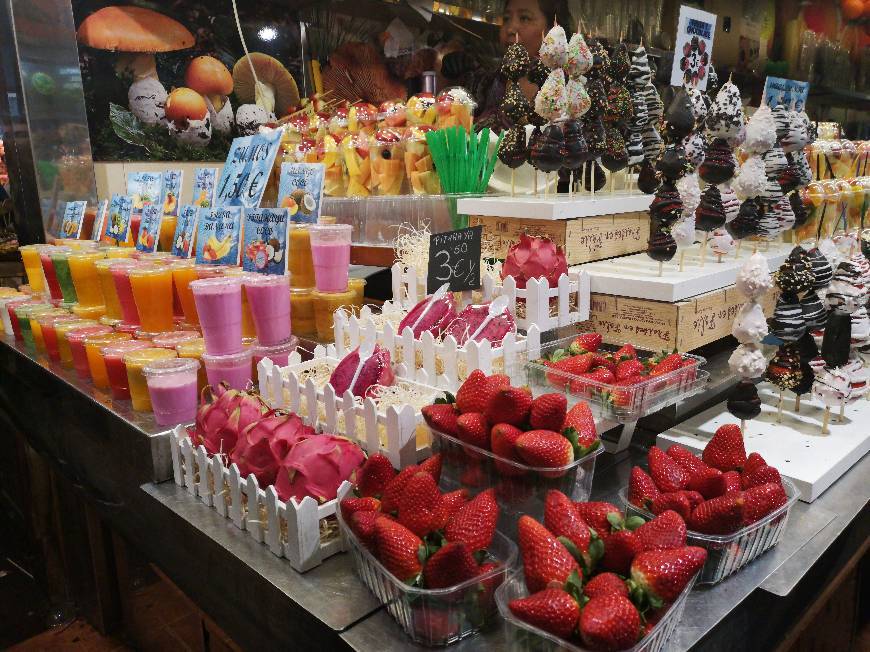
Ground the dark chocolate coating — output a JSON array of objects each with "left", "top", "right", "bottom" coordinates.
[
  {"left": 725, "top": 198, "right": 760, "bottom": 240},
  {"left": 647, "top": 225, "right": 678, "bottom": 262},
  {"left": 609, "top": 42, "right": 631, "bottom": 80},
  {"left": 727, "top": 379, "right": 761, "bottom": 420},
  {"left": 807, "top": 247, "right": 834, "bottom": 290},
  {"left": 779, "top": 159, "right": 801, "bottom": 194},
  {"left": 766, "top": 344, "right": 802, "bottom": 391},
  {"left": 795, "top": 331, "right": 819, "bottom": 361},
  {"left": 664, "top": 88, "right": 695, "bottom": 141},
  {"left": 582, "top": 160, "right": 607, "bottom": 192},
  {"left": 582, "top": 114, "right": 607, "bottom": 157},
  {"left": 821, "top": 310, "right": 851, "bottom": 368},
  {"left": 560, "top": 119, "right": 588, "bottom": 169},
  {"left": 790, "top": 191, "right": 810, "bottom": 229},
  {"left": 771, "top": 292, "right": 806, "bottom": 343},
  {"left": 498, "top": 127, "right": 529, "bottom": 169},
  {"left": 695, "top": 184, "right": 726, "bottom": 232},
  {"left": 530, "top": 124, "right": 565, "bottom": 173},
  {"left": 604, "top": 83, "right": 633, "bottom": 125},
  {"left": 649, "top": 179, "right": 683, "bottom": 226},
  {"left": 792, "top": 361, "right": 815, "bottom": 396},
  {"left": 501, "top": 80, "right": 532, "bottom": 126},
  {"left": 775, "top": 257, "right": 814, "bottom": 295},
  {"left": 656, "top": 144, "right": 690, "bottom": 180},
  {"left": 586, "top": 79, "right": 607, "bottom": 116},
  {"left": 698, "top": 137, "right": 736, "bottom": 185},
  {"left": 501, "top": 42, "right": 531, "bottom": 81},
  {"left": 601, "top": 125, "right": 628, "bottom": 172},
  {"left": 527, "top": 59, "right": 549, "bottom": 88},
  {"left": 526, "top": 126, "right": 542, "bottom": 165},
  {"left": 637, "top": 158, "right": 660, "bottom": 194}
]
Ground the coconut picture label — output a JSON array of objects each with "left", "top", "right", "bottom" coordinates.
[
  {"left": 172, "top": 205, "right": 199, "bottom": 258},
  {"left": 161, "top": 169, "right": 183, "bottom": 218},
  {"left": 59, "top": 200, "right": 87, "bottom": 239},
  {"left": 126, "top": 171, "right": 163, "bottom": 217},
  {"left": 427, "top": 225, "right": 483, "bottom": 294},
  {"left": 277, "top": 162, "right": 325, "bottom": 224},
  {"left": 102, "top": 194, "right": 133, "bottom": 244},
  {"left": 193, "top": 167, "right": 218, "bottom": 208},
  {"left": 91, "top": 199, "right": 109, "bottom": 240},
  {"left": 215, "top": 130, "right": 283, "bottom": 208},
  {"left": 242, "top": 208, "right": 289, "bottom": 275},
  {"left": 135, "top": 204, "right": 163, "bottom": 253},
  {"left": 196, "top": 207, "right": 242, "bottom": 265}
]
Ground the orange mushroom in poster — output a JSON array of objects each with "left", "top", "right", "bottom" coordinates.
[
  {"left": 185, "top": 56, "right": 234, "bottom": 133},
  {"left": 165, "top": 88, "right": 211, "bottom": 146}
]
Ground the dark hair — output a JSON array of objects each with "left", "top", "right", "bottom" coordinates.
[{"left": 533, "top": 0, "right": 574, "bottom": 36}]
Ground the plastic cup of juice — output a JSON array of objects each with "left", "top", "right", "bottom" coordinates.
[
  {"left": 68, "top": 251, "right": 106, "bottom": 308},
  {"left": 38, "top": 314, "right": 80, "bottom": 361},
  {"left": 105, "top": 247, "right": 135, "bottom": 259},
  {"left": 143, "top": 357, "right": 200, "bottom": 425},
  {"left": 223, "top": 268, "right": 257, "bottom": 340},
  {"left": 128, "top": 265, "right": 174, "bottom": 334},
  {"left": 14, "top": 303, "right": 53, "bottom": 348},
  {"left": 0, "top": 294, "right": 25, "bottom": 335},
  {"left": 348, "top": 278, "right": 366, "bottom": 307},
  {"left": 252, "top": 337, "right": 298, "bottom": 370},
  {"left": 6, "top": 296, "right": 38, "bottom": 341},
  {"left": 159, "top": 215, "right": 177, "bottom": 253},
  {"left": 18, "top": 244, "right": 47, "bottom": 295},
  {"left": 94, "top": 259, "right": 123, "bottom": 324},
  {"left": 124, "top": 347, "right": 178, "bottom": 411},
  {"left": 85, "top": 332, "right": 132, "bottom": 389},
  {"left": 50, "top": 248, "right": 79, "bottom": 304},
  {"left": 171, "top": 262, "right": 226, "bottom": 327},
  {"left": 67, "top": 324, "right": 113, "bottom": 380},
  {"left": 101, "top": 340, "right": 152, "bottom": 401},
  {"left": 152, "top": 330, "right": 199, "bottom": 349},
  {"left": 30, "top": 308, "right": 68, "bottom": 352},
  {"left": 289, "top": 289, "right": 317, "bottom": 337},
  {"left": 311, "top": 289, "right": 356, "bottom": 341},
  {"left": 57, "top": 319, "right": 97, "bottom": 367},
  {"left": 288, "top": 224, "right": 316, "bottom": 288},
  {"left": 244, "top": 275, "right": 291, "bottom": 345},
  {"left": 202, "top": 349, "right": 253, "bottom": 391},
  {"left": 308, "top": 224, "right": 352, "bottom": 292},
  {"left": 109, "top": 260, "right": 142, "bottom": 326},
  {"left": 72, "top": 304, "right": 106, "bottom": 321},
  {"left": 39, "top": 246, "right": 68, "bottom": 304},
  {"left": 176, "top": 337, "right": 208, "bottom": 393},
  {"left": 190, "top": 277, "right": 243, "bottom": 355}
]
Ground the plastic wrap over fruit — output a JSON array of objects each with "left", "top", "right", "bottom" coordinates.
[
  {"left": 229, "top": 410, "right": 315, "bottom": 487},
  {"left": 329, "top": 341, "right": 395, "bottom": 398},
  {"left": 397, "top": 284, "right": 457, "bottom": 338},
  {"left": 444, "top": 296, "right": 516, "bottom": 346},
  {"left": 275, "top": 434, "right": 366, "bottom": 503}
]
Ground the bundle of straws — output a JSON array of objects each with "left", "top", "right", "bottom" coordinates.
[{"left": 425, "top": 126, "right": 503, "bottom": 194}]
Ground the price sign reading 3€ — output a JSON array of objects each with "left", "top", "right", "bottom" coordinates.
[{"left": 427, "top": 225, "right": 483, "bottom": 294}]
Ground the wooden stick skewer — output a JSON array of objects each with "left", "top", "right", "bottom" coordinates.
[
  {"left": 511, "top": 169, "right": 515, "bottom": 197},
  {"left": 679, "top": 250, "right": 685, "bottom": 272},
  {"left": 658, "top": 261, "right": 663, "bottom": 277},
  {"left": 777, "top": 390, "right": 784, "bottom": 422},
  {"left": 795, "top": 394, "right": 801, "bottom": 413},
  {"left": 821, "top": 406, "right": 831, "bottom": 434},
  {"left": 740, "top": 419, "right": 746, "bottom": 436},
  {"left": 699, "top": 233, "right": 708, "bottom": 267},
  {"left": 736, "top": 240, "right": 743, "bottom": 258},
  {"left": 838, "top": 403, "right": 845, "bottom": 422}
]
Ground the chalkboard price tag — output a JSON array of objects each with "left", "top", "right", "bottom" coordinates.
[{"left": 427, "top": 225, "right": 482, "bottom": 294}]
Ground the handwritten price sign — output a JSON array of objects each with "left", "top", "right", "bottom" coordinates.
[
  {"left": 215, "top": 130, "right": 283, "bottom": 208},
  {"left": 427, "top": 226, "right": 482, "bottom": 294}
]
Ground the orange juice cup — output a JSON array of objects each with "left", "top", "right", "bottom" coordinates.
[
  {"left": 67, "top": 324, "right": 113, "bottom": 379},
  {"left": 72, "top": 304, "right": 107, "bottom": 321},
  {"left": 15, "top": 303, "right": 53, "bottom": 349},
  {"left": 223, "top": 269, "right": 258, "bottom": 340},
  {"left": 85, "top": 332, "right": 132, "bottom": 389},
  {"left": 68, "top": 251, "right": 106, "bottom": 308},
  {"left": 57, "top": 319, "right": 97, "bottom": 367},
  {"left": 102, "top": 340, "right": 152, "bottom": 400},
  {"left": 124, "top": 347, "right": 177, "bottom": 411},
  {"left": 176, "top": 337, "right": 208, "bottom": 393},
  {"left": 171, "top": 262, "right": 225, "bottom": 327},
  {"left": 110, "top": 260, "right": 142, "bottom": 326},
  {"left": 105, "top": 247, "right": 136, "bottom": 259},
  {"left": 18, "top": 244, "right": 48, "bottom": 295},
  {"left": 311, "top": 289, "right": 356, "bottom": 341},
  {"left": 128, "top": 265, "right": 175, "bottom": 334},
  {"left": 159, "top": 215, "right": 177, "bottom": 252},
  {"left": 288, "top": 225, "right": 316, "bottom": 289},
  {"left": 289, "top": 289, "right": 316, "bottom": 337},
  {"left": 152, "top": 330, "right": 199, "bottom": 349},
  {"left": 94, "top": 259, "right": 123, "bottom": 324}
]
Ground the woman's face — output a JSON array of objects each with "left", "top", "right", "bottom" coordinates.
[{"left": 500, "top": 0, "right": 548, "bottom": 56}]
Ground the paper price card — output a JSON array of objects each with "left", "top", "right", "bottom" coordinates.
[
  {"left": 277, "top": 162, "right": 325, "bottom": 224},
  {"left": 102, "top": 194, "right": 133, "bottom": 244},
  {"left": 671, "top": 5, "right": 717, "bottom": 91},
  {"left": 161, "top": 169, "right": 183, "bottom": 217},
  {"left": 172, "top": 205, "right": 199, "bottom": 258},
  {"left": 91, "top": 199, "right": 109, "bottom": 240},
  {"left": 193, "top": 167, "right": 218, "bottom": 208},
  {"left": 427, "top": 225, "right": 483, "bottom": 294},
  {"left": 126, "top": 171, "right": 163, "bottom": 216},
  {"left": 59, "top": 201, "right": 87, "bottom": 239},
  {"left": 215, "top": 130, "right": 283, "bottom": 208},
  {"left": 195, "top": 207, "right": 242, "bottom": 265},
  {"left": 135, "top": 204, "right": 163, "bottom": 253},
  {"left": 242, "top": 208, "right": 289, "bottom": 275}
]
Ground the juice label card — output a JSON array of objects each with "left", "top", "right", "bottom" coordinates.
[
  {"left": 215, "top": 130, "right": 283, "bottom": 208},
  {"left": 161, "top": 169, "right": 183, "bottom": 217},
  {"left": 193, "top": 167, "right": 218, "bottom": 208},
  {"left": 59, "top": 201, "right": 87, "bottom": 239},
  {"left": 91, "top": 199, "right": 109, "bottom": 240},
  {"left": 277, "top": 162, "right": 325, "bottom": 224},
  {"left": 196, "top": 207, "right": 242, "bottom": 265},
  {"left": 103, "top": 194, "right": 133, "bottom": 244},
  {"left": 136, "top": 204, "right": 163, "bottom": 253},
  {"left": 172, "top": 205, "right": 199, "bottom": 258},
  {"left": 242, "top": 208, "right": 289, "bottom": 275},
  {"left": 126, "top": 171, "right": 163, "bottom": 216}
]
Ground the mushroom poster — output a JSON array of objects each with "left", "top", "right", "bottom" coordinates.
[
  {"left": 73, "top": 2, "right": 302, "bottom": 161},
  {"left": 669, "top": 5, "right": 717, "bottom": 91}
]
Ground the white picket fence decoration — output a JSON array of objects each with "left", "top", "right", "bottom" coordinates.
[
  {"left": 169, "top": 425, "right": 353, "bottom": 572},
  {"left": 390, "top": 263, "right": 590, "bottom": 332}
]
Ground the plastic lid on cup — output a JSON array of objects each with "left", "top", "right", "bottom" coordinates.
[
  {"left": 201, "top": 348, "right": 253, "bottom": 366},
  {"left": 243, "top": 274, "right": 290, "bottom": 289},
  {"left": 122, "top": 347, "right": 177, "bottom": 366},
  {"left": 37, "top": 313, "right": 79, "bottom": 328},
  {"left": 68, "top": 251, "right": 104, "bottom": 262},
  {"left": 15, "top": 303, "right": 53, "bottom": 318},
  {"left": 72, "top": 304, "right": 106, "bottom": 319},
  {"left": 85, "top": 331, "right": 131, "bottom": 348},
  {"left": 101, "top": 339, "right": 151, "bottom": 358},
  {"left": 308, "top": 223, "right": 352, "bottom": 244},
  {"left": 66, "top": 324, "right": 113, "bottom": 344},
  {"left": 189, "top": 276, "right": 243, "bottom": 295},
  {"left": 128, "top": 264, "right": 171, "bottom": 279},
  {"left": 152, "top": 330, "right": 200, "bottom": 349},
  {"left": 142, "top": 357, "right": 200, "bottom": 378},
  {"left": 175, "top": 337, "right": 205, "bottom": 357},
  {"left": 252, "top": 336, "right": 298, "bottom": 358}
]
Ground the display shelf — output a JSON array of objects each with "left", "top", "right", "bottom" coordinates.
[
  {"left": 456, "top": 191, "right": 653, "bottom": 221},
  {"left": 657, "top": 385, "right": 870, "bottom": 502}
]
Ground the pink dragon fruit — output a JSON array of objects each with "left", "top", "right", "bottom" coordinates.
[
  {"left": 229, "top": 410, "right": 315, "bottom": 486},
  {"left": 188, "top": 383, "right": 269, "bottom": 456},
  {"left": 274, "top": 434, "right": 366, "bottom": 503},
  {"left": 397, "top": 288, "right": 457, "bottom": 339},
  {"left": 328, "top": 343, "right": 395, "bottom": 398},
  {"left": 500, "top": 233, "right": 568, "bottom": 289},
  {"left": 444, "top": 299, "right": 516, "bottom": 346}
]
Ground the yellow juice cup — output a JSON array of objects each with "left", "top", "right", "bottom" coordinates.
[
  {"left": 289, "top": 289, "right": 316, "bottom": 337},
  {"left": 159, "top": 215, "right": 177, "bottom": 252},
  {"left": 56, "top": 319, "right": 96, "bottom": 367},
  {"left": 31, "top": 308, "right": 68, "bottom": 352},
  {"left": 176, "top": 337, "right": 208, "bottom": 393},
  {"left": 105, "top": 247, "right": 135, "bottom": 259},
  {"left": 348, "top": 278, "right": 366, "bottom": 307},
  {"left": 68, "top": 251, "right": 106, "bottom": 308},
  {"left": 72, "top": 304, "right": 106, "bottom": 321},
  {"left": 223, "top": 268, "right": 257, "bottom": 339},
  {"left": 19, "top": 244, "right": 48, "bottom": 294},
  {"left": 85, "top": 331, "right": 132, "bottom": 389},
  {"left": 288, "top": 224, "right": 316, "bottom": 288},
  {"left": 311, "top": 289, "right": 356, "bottom": 341},
  {"left": 124, "top": 347, "right": 177, "bottom": 411},
  {"left": 94, "top": 259, "right": 123, "bottom": 324},
  {"left": 128, "top": 265, "right": 175, "bottom": 334}
]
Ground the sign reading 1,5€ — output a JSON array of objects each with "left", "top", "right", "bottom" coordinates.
[{"left": 215, "top": 130, "right": 283, "bottom": 208}]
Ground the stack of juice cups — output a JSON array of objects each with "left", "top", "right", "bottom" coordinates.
[
  {"left": 0, "top": 293, "right": 26, "bottom": 335},
  {"left": 85, "top": 332, "right": 132, "bottom": 389},
  {"left": 152, "top": 330, "right": 199, "bottom": 350},
  {"left": 6, "top": 296, "right": 38, "bottom": 340},
  {"left": 102, "top": 340, "right": 152, "bottom": 400},
  {"left": 142, "top": 358, "right": 200, "bottom": 425},
  {"left": 128, "top": 264, "right": 175, "bottom": 337},
  {"left": 30, "top": 307, "right": 68, "bottom": 352},
  {"left": 50, "top": 247, "right": 79, "bottom": 308},
  {"left": 309, "top": 223, "right": 354, "bottom": 342},
  {"left": 288, "top": 224, "right": 318, "bottom": 338},
  {"left": 68, "top": 251, "right": 106, "bottom": 312},
  {"left": 172, "top": 261, "right": 225, "bottom": 327},
  {"left": 223, "top": 268, "right": 258, "bottom": 341},
  {"left": 18, "top": 245, "right": 48, "bottom": 295},
  {"left": 94, "top": 259, "right": 124, "bottom": 326},
  {"left": 109, "top": 259, "right": 142, "bottom": 331},
  {"left": 190, "top": 276, "right": 252, "bottom": 390},
  {"left": 124, "top": 347, "right": 177, "bottom": 411},
  {"left": 67, "top": 324, "right": 113, "bottom": 380},
  {"left": 176, "top": 337, "right": 208, "bottom": 393},
  {"left": 244, "top": 274, "right": 298, "bottom": 369},
  {"left": 39, "top": 314, "right": 82, "bottom": 361},
  {"left": 14, "top": 303, "right": 53, "bottom": 349},
  {"left": 57, "top": 319, "right": 97, "bottom": 367},
  {"left": 39, "top": 246, "right": 67, "bottom": 305}
]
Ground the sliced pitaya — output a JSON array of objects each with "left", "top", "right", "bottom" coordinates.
[
  {"left": 274, "top": 434, "right": 366, "bottom": 503},
  {"left": 329, "top": 342, "right": 395, "bottom": 398},
  {"left": 444, "top": 297, "right": 516, "bottom": 346},
  {"left": 188, "top": 383, "right": 269, "bottom": 456},
  {"left": 229, "top": 409, "right": 315, "bottom": 486},
  {"left": 500, "top": 233, "right": 568, "bottom": 289},
  {"left": 398, "top": 284, "right": 457, "bottom": 339}
]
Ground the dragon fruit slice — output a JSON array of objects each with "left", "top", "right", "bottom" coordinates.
[
  {"left": 397, "top": 284, "right": 457, "bottom": 339},
  {"left": 188, "top": 383, "right": 269, "bottom": 456},
  {"left": 444, "top": 297, "right": 516, "bottom": 346},
  {"left": 329, "top": 342, "right": 395, "bottom": 398},
  {"left": 229, "top": 409, "right": 315, "bottom": 486},
  {"left": 500, "top": 233, "right": 568, "bottom": 289},
  {"left": 274, "top": 434, "right": 366, "bottom": 503}
]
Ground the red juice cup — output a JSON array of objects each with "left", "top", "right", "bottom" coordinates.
[
  {"left": 39, "top": 315, "right": 81, "bottom": 361},
  {"left": 252, "top": 336, "right": 298, "bottom": 370},
  {"left": 6, "top": 296, "right": 38, "bottom": 340},
  {"left": 0, "top": 294, "right": 26, "bottom": 335},
  {"left": 309, "top": 224, "right": 352, "bottom": 292},
  {"left": 190, "top": 277, "right": 243, "bottom": 355},
  {"left": 244, "top": 275, "right": 291, "bottom": 345},
  {"left": 67, "top": 325, "right": 113, "bottom": 380},
  {"left": 142, "top": 358, "right": 201, "bottom": 426},
  {"left": 152, "top": 330, "right": 200, "bottom": 350},
  {"left": 102, "top": 340, "right": 151, "bottom": 400},
  {"left": 202, "top": 349, "right": 253, "bottom": 391},
  {"left": 109, "top": 260, "right": 142, "bottom": 327},
  {"left": 39, "top": 246, "right": 67, "bottom": 304}
]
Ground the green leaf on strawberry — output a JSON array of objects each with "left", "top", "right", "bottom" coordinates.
[{"left": 434, "top": 391, "right": 456, "bottom": 405}]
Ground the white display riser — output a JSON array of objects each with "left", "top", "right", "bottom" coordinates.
[
  {"left": 456, "top": 191, "right": 653, "bottom": 221},
  {"left": 575, "top": 242, "right": 791, "bottom": 303},
  {"left": 657, "top": 384, "right": 870, "bottom": 503}
]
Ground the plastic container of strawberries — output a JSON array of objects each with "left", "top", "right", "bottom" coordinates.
[
  {"left": 522, "top": 335, "right": 709, "bottom": 423},
  {"left": 336, "top": 509, "right": 517, "bottom": 647},
  {"left": 618, "top": 476, "right": 800, "bottom": 585},
  {"left": 496, "top": 568, "right": 699, "bottom": 652}
]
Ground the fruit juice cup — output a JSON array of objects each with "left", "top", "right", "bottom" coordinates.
[
  {"left": 110, "top": 260, "right": 143, "bottom": 327},
  {"left": 341, "top": 131, "right": 371, "bottom": 197},
  {"left": 318, "top": 134, "right": 345, "bottom": 197},
  {"left": 6, "top": 296, "right": 37, "bottom": 340},
  {"left": 14, "top": 303, "right": 53, "bottom": 348},
  {"left": 39, "top": 315, "right": 81, "bottom": 361},
  {"left": 30, "top": 308, "right": 67, "bottom": 352},
  {"left": 202, "top": 349, "right": 253, "bottom": 391},
  {"left": 50, "top": 248, "right": 78, "bottom": 304},
  {"left": 371, "top": 128, "right": 406, "bottom": 196},
  {"left": 39, "top": 246, "right": 68, "bottom": 304},
  {"left": 18, "top": 244, "right": 47, "bottom": 295},
  {"left": 309, "top": 224, "right": 352, "bottom": 292},
  {"left": 159, "top": 215, "right": 176, "bottom": 253},
  {"left": 105, "top": 247, "right": 135, "bottom": 259},
  {"left": 68, "top": 251, "right": 106, "bottom": 308},
  {"left": 94, "top": 259, "right": 123, "bottom": 324},
  {"left": 190, "top": 276, "right": 243, "bottom": 355},
  {"left": 72, "top": 304, "right": 106, "bottom": 321},
  {"left": 85, "top": 332, "right": 132, "bottom": 389},
  {"left": 124, "top": 347, "right": 177, "bottom": 411},
  {"left": 128, "top": 265, "right": 174, "bottom": 334},
  {"left": 404, "top": 125, "right": 440, "bottom": 195},
  {"left": 222, "top": 269, "right": 257, "bottom": 340},
  {"left": 143, "top": 357, "right": 200, "bottom": 426},
  {"left": 244, "top": 275, "right": 291, "bottom": 345},
  {"left": 311, "top": 289, "right": 356, "bottom": 341},
  {"left": 0, "top": 294, "right": 24, "bottom": 335},
  {"left": 348, "top": 278, "right": 366, "bottom": 308},
  {"left": 176, "top": 337, "right": 208, "bottom": 393},
  {"left": 150, "top": 330, "right": 198, "bottom": 350},
  {"left": 288, "top": 225, "right": 316, "bottom": 289},
  {"left": 57, "top": 319, "right": 96, "bottom": 367},
  {"left": 252, "top": 337, "right": 298, "bottom": 370},
  {"left": 67, "top": 324, "right": 113, "bottom": 380},
  {"left": 102, "top": 341, "right": 151, "bottom": 399},
  {"left": 171, "top": 262, "right": 225, "bottom": 327}
]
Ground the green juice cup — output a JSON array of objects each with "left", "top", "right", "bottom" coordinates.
[
  {"left": 14, "top": 303, "right": 53, "bottom": 349},
  {"left": 51, "top": 249, "right": 78, "bottom": 305}
]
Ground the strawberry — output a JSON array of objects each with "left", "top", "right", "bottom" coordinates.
[
  {"left": 648, "top": 446, "right": 690, "bottom": 492},
  {"left": 635, "top": 510, "right": 687, "bottom": 552},
  {"left": 742, "top": 482, "right": 788, "bottom": 525},
  {"left": 579, "top": 594, "right": 640, "bottom": 651},
  {"left": 529, "top": 393, "right": 567, "bottom": 431},
  {"left": 570, "top": 332, "right": 602, "bottom": 353},
  {"left": 583, "top": 572, "right": 629, "bottom": 599},
  {"left": 630, "top": 546, "right": 708, "bottom": 602},
  {"left": 476, "top": 561, "right": 501, "bottom": 608},
  {"left": 563, "top": 401, "right": 599, "bottom": 452},
  {"left": 490, "top": 423, "right": 526, "bottom": 476},
  {"left": 607, "top": 377, "right": 642, "bottom": 408},
  {"left": 517, "top": 515, "right": 580, "bottom": 593},
  {"left": 616, "top": 358, "right": 645, "bottom": 380},
  {"left": 485, "top": 386, "right": 532, "bottom": 426},
  {"left": 741, "top": 464, "right": 782, "bottom": 490},
  {"left": 410, "top": 607, "right": 460, "bottom": 643},
  {"left": 356, "top": 453, "right": 396, "bottom": 498},
  {"left": 649, "top": 352, "right": 683, "bottom": 377},
  {"left": 688, "top": 493, "right": 745, "bottom": 534},
  {"left": 444, "top": 488, "right": 499, "bottom": 552},
  {"left": 743, "top": 451, "right": 767, "bottom": 475},
  {"left": 516, "top": 430, "right": 574, "bottom": 471},
  {"left": 574, "top": 502, "right": 622, "bottom": 540},
  {"left": 628, "top": 466, "right": 660, "bottom": 508},
  {"left": 686, "top": 465, "right": 726, "bottom": 499},
  {"left": 397, "top": 472, "right": 441, "bottom": 536},
  {"left": 419, "top": 453, "right": 443, "bottom": 483},
  {"left": 722, "top": 470, "right": 742, "bottom": 494},
  {"left": 340, "top": 496, "right": 381, "bottom": 522},
  {"left": 380, "top": 464, "right": 419, "bottom": 513},
  {"left": 422, "top": 403, "right": 460, "bottom": 437},
  {"left": 374, "top": 518, "right": 424, "bottom": 582},
  {"left": 459, "top": 460, "right": 485, "bottom": 487},
  {"left": 666, "top": 444, "right": 707, "bottom": 476},
  {"left": 545, "top": 353, "right": 594, "bottom": 388},
  {"left": 571, "top": 367, "right": 615, "bottom": 393},
  {"left": 431, "top": 489, "right": 469, "bottom": 530},
  {"left": 613, "top": 343, "right": 638, "bottom": 360},
  {"left": 349, "top": 510, "right": 382, "bottom": 550},
  {"left": 543, "top": 490, "right": 594, "bottom": 568},
  {"left": 680, "top": 358, "right": 698, "bottom": 382},
  {"left": 456, "top": 370, "right": 509, "bottom": 414},
  {"left": 702, "top": 423, "right": 747, "bottom": 471},
  {"left": 456, "top": 413, "right": 490, "bottom": 450},
  {"left": 642, "top": 605, "right": 670, "bottom": 636},
  {"left": 649, "top": 492, "right": 692, "bottom": 520},
  {"left": 679, "top": 490, "right": 705, "bottom": 510},
  {"left": 599, "top": 529, "right": 641, "bottom": 575},
  {"left": 422, "top": 541, "right": 479, "bottom": 589},
  {"left": 590, "top": 353, "right": 617, "bottom": 374},
  {"left": 509, "top": 588, "right": 580, "bottom": 640}
]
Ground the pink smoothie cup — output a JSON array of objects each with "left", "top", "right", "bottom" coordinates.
[
  {"left": 109, "top": 260, "right": 142, "bottom": 327},
  {"left": 244, "top": 275, "right": 291, "bottom": 345},
  {"left": 67, "top": 324, "right": 113, "bottom": 380},
  {"left": 309, "top": 224, "right": 352, "bottom": 292},
  {"left": 152, "top": 330, "right": 200, "bottom": 350},
  {"left": 252, "top": 336, "right": 298, "bottom": 370},
  {"left": 202, "top": 349, "right": 253, "bottom": 391},
  {"left": 142, "top": 357, "right": 201, "bottom": 426},
  {"left": 190, "top": 277, "right": 243, "bottom": 355}
]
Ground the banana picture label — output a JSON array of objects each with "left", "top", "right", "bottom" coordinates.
[{"left": 195, "top": 206, "right": 242, "bottom": 265}]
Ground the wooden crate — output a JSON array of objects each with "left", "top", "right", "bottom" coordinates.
[
  {"left": 469, "top": 212, "right": 649, "bottom": 265},
  {"left": 578, "top": 285, "right": 777, "bottom": 352}
]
